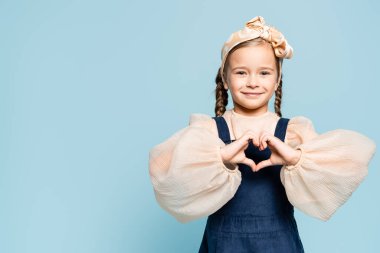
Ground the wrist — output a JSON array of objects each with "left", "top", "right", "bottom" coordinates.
[
  {"left": 218, "top": 146, "right": 237, "bottom": 172},
  {"left": 288, "top": 148, "right": 302, "bottom": 166},
  {"left": 285, "top": 147, "right": 304, "bottom": 171}
]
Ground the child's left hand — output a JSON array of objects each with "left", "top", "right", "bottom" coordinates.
[{"left": 254, "top": 131, "right": 302, "bottom": 172}]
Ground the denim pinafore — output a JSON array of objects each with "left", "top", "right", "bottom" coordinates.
[{"left": 198, "top": 116, "right": 304, "bottom": 253}]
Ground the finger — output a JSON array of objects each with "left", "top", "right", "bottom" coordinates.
[
  {"left": 240, "top": 130, "right": 259, "bottom": 147},
  {"left": 259, "top": 133, "right": 266, "bottom": 150},
  {"left": 228, "top": 133, "right": 251, "bottom": 150},
  {"left": 248, "top": 136, "right": 260, "bottom": 148},
  {"left": 242, "top": 157, "right": 256, "bottom": 171},
  {"left": 259, "top": 132, "right": 271, "bottom": 150},
  {"left": 252, "top": 136, "right": 260, "bottom": 148},
  {"left": 255, "top": 159, "right": 272, "bottom": 172},
  {"left": 247, "top": 137, "right": 258, "bottom": 150},
  {"left": 261, "top": 133, "right": 280, "bottom": 151},
  {"left": 232, "top": 138, "right": 250, "bottom": 153}
]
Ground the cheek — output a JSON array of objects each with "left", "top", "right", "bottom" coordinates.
[
  {"left": 228, "top": 76, "right": 247, "bottom": 88},
  {"left": 261, "top": 80, "right": 277, "bottom": 91},
  {"left": 227, "top": 80, "right": 241, "bottom": 95}
]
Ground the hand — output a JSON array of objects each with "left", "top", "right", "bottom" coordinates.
[
  {"left": 254, "top": 131, "right": 302, "bottom": 172},
  {"left": 220, "top": 130, "right": 259, "bottom": 171}
]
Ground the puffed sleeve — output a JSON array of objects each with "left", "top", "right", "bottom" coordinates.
[
  {"left": 149, "top": 113, "right": 242, "bottom": 223},
  {"left": 281, "top": 116, "right": 376, "bottom": 221}
]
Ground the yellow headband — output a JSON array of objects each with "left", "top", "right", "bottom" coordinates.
[{"left": 220, "top": 16, "right": 293, "bottom": 85}]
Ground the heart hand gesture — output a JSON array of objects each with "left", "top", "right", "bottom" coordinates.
[{"left": 220, "top": 130, "right": 301, "bottom": 172}]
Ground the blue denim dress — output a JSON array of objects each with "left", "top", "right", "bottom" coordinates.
[{"left": 198, "top": 116, "right": 304, "bottom": 253}]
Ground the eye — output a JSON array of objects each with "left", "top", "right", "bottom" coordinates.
[
  {"left": 260, "top": 71, "right": 271, "bottom": 76},
  {"left": 235, "top": 71, "right": 247, "bottom": 75}
]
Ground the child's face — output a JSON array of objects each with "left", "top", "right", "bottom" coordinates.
[{"left": 224, "top": 43, "right": 278, "bottom": 116}]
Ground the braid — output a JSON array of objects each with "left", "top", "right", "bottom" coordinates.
[
  {"left": 274, "top": 75, "right": 283, "bottom": 117},
  {"left": 214, "top": 68, "right": 228, "bottom": 117}
]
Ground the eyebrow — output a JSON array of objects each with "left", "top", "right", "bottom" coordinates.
[{"left": 231, "top": 66, "right": 275, "bottom": 71}]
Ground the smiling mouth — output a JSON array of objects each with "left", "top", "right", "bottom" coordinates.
[{"left": 242, "top": 92, "right": 264, "bottom": 96}]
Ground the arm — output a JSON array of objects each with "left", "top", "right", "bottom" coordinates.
[
  {"left": 281, "top": 116, "right": 376, "bottom": 221},
  {"left": 149, "top": 114, "right": 242, "bottom": 223}
]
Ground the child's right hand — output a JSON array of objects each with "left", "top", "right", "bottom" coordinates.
[{"left": 220, "top": 131, "right": 258, "bottom": 171}]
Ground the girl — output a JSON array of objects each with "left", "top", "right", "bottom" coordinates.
[{"left": 149, "top": 16, "right": 376, "bottom": 252}]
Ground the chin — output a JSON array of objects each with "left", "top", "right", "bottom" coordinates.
[
  {"left": 238, "top": 104, "right": 264, "bottom": 110},
  {"left": 236, "top": 100, "right": 269, "bottom": 110},
  {"left": 239, "top": 101, "right": 264, "bottom": 108}
]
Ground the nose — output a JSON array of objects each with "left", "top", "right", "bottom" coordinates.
[{"left": 246, "top": 74, "right": 258, "bottom": 87}]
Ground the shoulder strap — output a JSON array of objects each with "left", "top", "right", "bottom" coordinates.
[
  {"left": 274, "top": 118, "right": 290, "bottom": 142},
  {"left": 213, "top": 116, "right": 289, "bottom": 143},
  {"left": 212, "top": 116, "right": 232, "bottom": 144}
]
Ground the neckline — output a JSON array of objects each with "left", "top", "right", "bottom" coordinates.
[{"left": 230, "top": 108, "right": 272, "bottom": 119}]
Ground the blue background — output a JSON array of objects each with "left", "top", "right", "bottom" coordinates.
[{"left": 1, "top": 0, "right": 379, "bottom": 252}]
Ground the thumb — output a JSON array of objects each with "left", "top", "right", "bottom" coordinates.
[
  {"left": 241, "top": 157, "right": 256, "bottom": 171},
  {"left": 254, "top": 159, "right": 272, "bottom": 172}
]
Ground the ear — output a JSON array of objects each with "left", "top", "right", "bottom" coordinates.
[
  {"left": 274, "top": 82, "right": 279, "bottom": 91},
  {"left": 222, "top": 73, "right": 229, "bottom": 90}
]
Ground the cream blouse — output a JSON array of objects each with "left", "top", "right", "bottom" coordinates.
[{"left": 149, "top": 109, "right": 376, "bottom": 223}]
